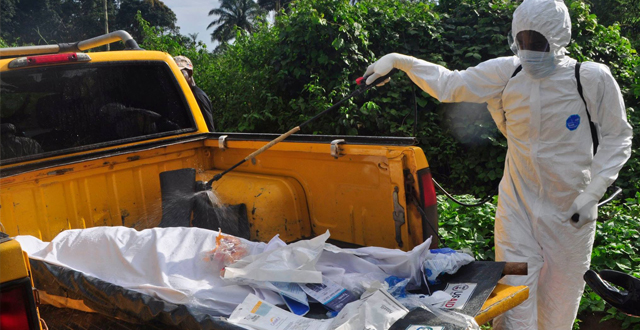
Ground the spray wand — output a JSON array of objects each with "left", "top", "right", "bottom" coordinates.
[{"left": 203, "top": 69, "right": 398, "bottom": 190}]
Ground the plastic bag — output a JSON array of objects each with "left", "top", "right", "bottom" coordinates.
[
  {"left": 339, "top": 272, "right": 389, "bottom": 297},
  {"left": 383, "top": 276, "right": 452, "bottom": 310},
  {"left": 331, "top": 289, "right": 409, "bottom": 330},
  {"left": 426, "top": 306, "right": 480, "bottom": 330},
  {"left": 223, "top": 231, "right": 329, "bottom": 283},
  {"left": 396, "top": 291, "right": 453, "bottom": 310},
  {"left": 205, "top": 230, "right": 249, "bottom": 276},
  {"left": 423, "top": 248, "right": 474, "bottom": 284},
  {"left": 385, "top": 276, "right": 410, "bottom": 299},
  {"left": 348, "top": 237, "right": 433, "bottom": 289}
]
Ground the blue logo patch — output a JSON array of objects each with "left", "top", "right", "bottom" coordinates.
[{"left": 566, "top": 114, "right": 581, "bottom": 131}]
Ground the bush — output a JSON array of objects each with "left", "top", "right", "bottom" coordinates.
[
  {"left": 437, "top": 195, "right": 497, "bottom": 261},
  {"left": 577, "top": 194, "right": 640, "bottom": 329}
]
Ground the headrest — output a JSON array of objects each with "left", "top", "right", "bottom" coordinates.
[{"left": 1, "top": 123, "right": 16, "bottom": 136}]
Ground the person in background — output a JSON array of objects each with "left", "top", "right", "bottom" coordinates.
[
  {"left": 362, "top": 0, "right": 633, "bottom": 328},
  {"left": 174, "top": 56, "right": 215, "bottom": 131}
]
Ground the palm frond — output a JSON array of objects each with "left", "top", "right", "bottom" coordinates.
[{"left": 207, "top": 0, "right": 262, "bottom": 43}]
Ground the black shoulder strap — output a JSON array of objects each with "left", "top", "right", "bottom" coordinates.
[
  {"left": 511, "top": 65, "right": 522, "bottom": 78},
  {"left": 508, "top": 63, "right": 598, "bottom": 154},
  {"left": 575, "top": 62, "right": 599, "bottom": 155}
]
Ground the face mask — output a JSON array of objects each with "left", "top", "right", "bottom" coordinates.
[{"left": 518, "top": 50, "right": 556, "bottom": 79}]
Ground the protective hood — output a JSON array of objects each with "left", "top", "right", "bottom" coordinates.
[{"left": 512, "top": 0, "right": 571, "bottom": 58}]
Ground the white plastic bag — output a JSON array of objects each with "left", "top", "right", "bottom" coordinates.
[
  {"left": 223, "top": 231, "right": 329, "bottom": 283},
  {"left": 425, "top": 306, "right": 480, "bottom": 330},
  {"left": 331, "top": 289, "right": 409, "bottom": 330},
  {"left": 397, "top": 291, "right": 453, "bottom": 310},
  {"left": 324, "top": 237, "right": 433, "bottom": 290},
  {"left": 423, "top": 248, "right": 474, "bottom": 284},
  {"left": 383, "top": 276, "right": 453, "bottom": 310}
]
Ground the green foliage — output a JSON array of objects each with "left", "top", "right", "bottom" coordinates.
[
  {"left": 1, "top": 0, "right": 177, "bottom": 47},
  {"left": 436, "top": 195, "right": 497, "bottom": 261},
  {"left": 577, "top": 194, "right": 640, "bottom": 329},
  {"left": 585, "top": 0, "right": 640, "bottom": 50},
  {"left": 116, "top": 0, "right": 177, "bottom": 42},
  {"left": 136, "top": 12, "right": 215, "bottom": 90},
  {"left": 207, "top": 0, "right": 264, "bottom": 43},
  {"left": 257, "top": 0, "right": 294, "bottom": 13}
]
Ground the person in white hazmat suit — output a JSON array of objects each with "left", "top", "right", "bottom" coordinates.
[{"left": 363, "top": 0, "right": 632, "bottom": 329}]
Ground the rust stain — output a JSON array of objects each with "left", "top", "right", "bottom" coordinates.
[
  {"left": 47, "top": 168, "right": 73, "bottom": 176},
  {"left": 121, "top": 209, "right": 130, "bottom": 226}
]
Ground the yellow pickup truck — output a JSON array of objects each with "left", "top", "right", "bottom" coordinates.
[{"left": 0, "top": 31, "right": 525, "bottom": 329}]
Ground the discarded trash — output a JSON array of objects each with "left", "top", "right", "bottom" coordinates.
[
  {"left": 331, "top": 289, "right": 409, "bottom": 330},
  {"left": 228, "top": 289, "right": 409, "bottom": 330},
  {"left": 205, "top": 229, "right": 249, "bottom": 276},
  {"left": 223, "top": 231, "right": 329, "bottom": 283},
  {"left": 16, "top": 227, "right": 483, "bottom": 329},
  {"left": 228, "top": 294, "right": 331, "bottom": 330},
  {"left": 424, "top": 248, "right": 475, "bottom": 284},
  {"left": 389, "top": 306, "right": 480, "bottom": 330},
  {"left": 385, "top": 276, "right": 411, "bottom": 299},
  {"left": 396, "top": 291, "right": 453, "bottom": 310},
  {"left": 299, "top": 276, "right": 357, "bottom": 313},
  {"left": 439, "top": 283, "right": 478, "bottom": 310},
  {"left": 384, "top": 276, "right": 452, "bottom": 310},
  {"left": 271, "top": 282, "right": 310, "bottom": 316},
  {"left": 339, "top": 272, "right": 390, "bottom": 297},
  {"left": 353, "top": 237, "right": 433, "bottom": 289}
]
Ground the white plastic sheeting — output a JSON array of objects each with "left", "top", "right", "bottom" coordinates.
[
  {"left": 16, "top": 226, "right": 437, "bottom": 318},
  {"left": 17, "top": 226, "right": 284, "bottom": 316}
]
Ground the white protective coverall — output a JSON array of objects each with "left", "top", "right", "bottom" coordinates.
[{"left": 364, "top": 0, "right": 633, "bottom": 329}]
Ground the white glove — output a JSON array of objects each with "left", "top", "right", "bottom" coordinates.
[
  {"left": 364, "top": 53, "right": 415, "bottom": 86},
  {"left": 565, "top": 176, "right": 609, "bottom": 229},
  {"left": 568, "top": 192, "right": 599, "bottom": 229}
]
